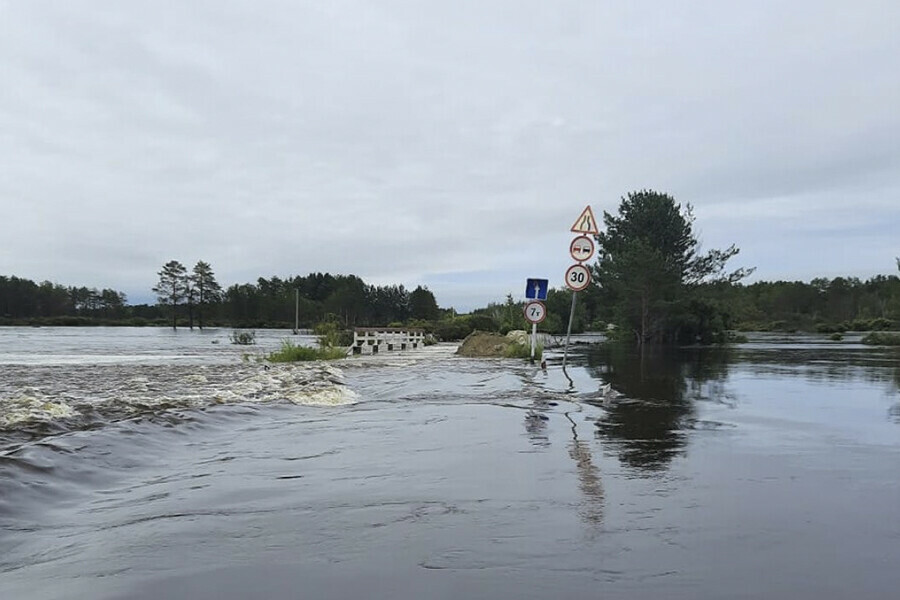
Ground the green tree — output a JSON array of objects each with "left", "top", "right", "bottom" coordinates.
[
  {"left": 409, "top": 285, "right": 440, "bottom": 321},
  {"left": 99, "top": 288, "right": 127, "bottom": 318},
  {"left": 191, "top": 261, "right": 222, "bottom": 329},
  {"left": 153, "top": 260, "right": 188, "bottom": 330},
  {"left": 595, "top": 190, "right": 752, "bottom": 345}
]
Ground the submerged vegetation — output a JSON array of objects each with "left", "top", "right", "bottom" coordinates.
[
  {"left": 861, "top": 332, "right": 900, "bottom": 346},
  {"left": 267, "top": 340, "right": 347, "bottom": 362},
  {"left": 594, "top": 190, "right": 753, "bottom": 345},
  {"left": 267, "top": 318, "right": 349, "bottom": 362},
  {"left": 503, "top": 340, "right": 542, "bottom": 360},
  {"left": 229, "top": 330, "right": 257, "bottom": 345}
]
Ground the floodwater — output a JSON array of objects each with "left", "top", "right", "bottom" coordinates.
[{"left": 1, "top": 328, "right": 898, "bottom": 599}]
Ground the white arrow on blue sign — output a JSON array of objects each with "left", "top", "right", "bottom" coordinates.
[{"left": 525, "top": 278, "right": 549, "bottom": 300}]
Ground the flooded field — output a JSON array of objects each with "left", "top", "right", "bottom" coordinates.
[{"left": 1, "top": 327, "right": 898, "bottom": 599}]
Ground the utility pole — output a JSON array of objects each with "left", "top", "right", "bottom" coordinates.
[{"left": 293, "top": 288, "right": 299, "bottom": 334}]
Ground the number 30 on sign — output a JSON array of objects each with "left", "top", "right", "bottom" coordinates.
[{"left": 565, "top": 264, "right": 591, "bottom": 292}]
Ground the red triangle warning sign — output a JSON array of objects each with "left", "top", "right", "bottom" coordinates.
[{"left": 570, "top": 205, "right": 598, "bottom": 234}]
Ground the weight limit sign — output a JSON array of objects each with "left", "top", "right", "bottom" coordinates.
[{"left": 523, "top": 300, "right": 547, "bottom": 324}]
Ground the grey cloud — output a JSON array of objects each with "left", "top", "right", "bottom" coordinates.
[{"left": 1, "top": 1, "right": 898, "bottom": 310}]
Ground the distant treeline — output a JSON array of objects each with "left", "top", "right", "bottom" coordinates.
[
  {"left": 465, "top": 275, "right": 900, "bottom": 336},
  {"left": 3, "top": 271, "right": 899, "bottom": 337},
  {"left": 705, "top": 276, "right": 900, "bottom": 332},
  {"left": 220, "top": 273, "right": 443, "bottom": 327},
  {"left": 0, "top": 276, "right": 128, "bottom": 322},
  {"left": 0, "top": 272, "right": 444, "bottom": 330}
]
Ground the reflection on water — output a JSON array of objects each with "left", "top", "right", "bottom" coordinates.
[
  {"left": 584, "top": 339, "right": 900, "bottom": 473},
  {"left": 1, "top": 329, "right": 899, "bottom": 600},
  {"left": 586, "top": 345, "right": 728, "bottom": 471},
  {"left": 567, "top": 437, "right": 603, "bottom": 527}
]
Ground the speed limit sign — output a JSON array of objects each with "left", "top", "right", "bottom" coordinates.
[
  {"left": 523, "top": 300, "right": 546, "bottom": 324},
  {"left": 565, "top": 264, "right": 591, "bottom": 291}
]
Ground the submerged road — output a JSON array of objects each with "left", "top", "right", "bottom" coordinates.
[{"left": 1, "top": 333, "right": 899, "bottom": 599}]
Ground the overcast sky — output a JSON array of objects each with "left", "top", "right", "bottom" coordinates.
[{"left": 1, "top": 1, "right": 898, "bottom": 310}]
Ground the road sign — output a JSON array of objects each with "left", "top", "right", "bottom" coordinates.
[
  {"left": 569, "top": 235, "right": 595, "bottom": 262},
  {"left": 565, "top": 264, "right": 591, "bottom": 292},
  {"left": 523, "top": 300, "right": 547, "bottom": 324},
  {"left": 570, "top": 205, "right": 599, "bottom": 235},
  {"left": 525, "top": 278, "right": 549, "bottom": 300}
]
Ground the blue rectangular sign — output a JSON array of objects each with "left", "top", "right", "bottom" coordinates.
[{"left": 525, "top": 278, "right": 549, "bottom": 300}]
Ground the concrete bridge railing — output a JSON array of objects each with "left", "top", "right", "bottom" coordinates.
[{"left": 350, "top": 328, "right": 426, "bottom": 355}]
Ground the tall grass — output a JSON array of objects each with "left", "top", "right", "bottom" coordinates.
[{"left": 267, "top": 340, "right": 347, "bottom": 362}]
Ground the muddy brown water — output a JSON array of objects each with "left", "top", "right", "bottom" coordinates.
[{"left": 1, "top": 328, "right": 898, "bottom": 599}]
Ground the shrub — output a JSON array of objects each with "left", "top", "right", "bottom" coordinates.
[
  {"left": 722, "top": 331, "right": 749, "bottom": 343},
  {"left": 503, "top": 341, "right": 542, "bottom": 360},
  {"left": 860, "top": 332, "right": 900, "bottom": 346},
  {"left": 433, "top": 318, "right": 475, "bottom": 341},
  {"left": 871, "top": 318, "right": 895, "bottom": 331},
  {"left": 229, "top": 330, "right": 257, "bottom": 345},
  {"left": 268, "top": 340, "right": 346, "bottom": 362},
  {"left": 313, "top": 321, "right": 352, "bottom": 347},
  {"left": 829, "top": 332, "right": 844, "bottom": 341},
  {"left": 468, "top": 314, "right": 499, "bottom": 332}
]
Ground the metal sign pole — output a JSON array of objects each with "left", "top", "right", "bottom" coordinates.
[
  {"left": 294, "top": 288, "right": 300, "bottom": 335},
  {"left": 530, "top": 321, "right": 537, "bottom": 363},
  {"left": 562, "top": 206, "right": 597, "bottom": 388},
  {"left": 561, "top": 290, "right": 577, "bottom": 385},
  {"left": 530, "top": 282, "right": 539, "bottom": 364}
]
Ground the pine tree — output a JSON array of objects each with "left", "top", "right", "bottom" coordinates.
[
  {"left": 153, "top": 260, "right": 188, "bottom": 330},
  {"left": 191, "top": 261, "right": 222, "bottom": 329},
  {"left": 595, "top": 190, "right": 752, "bottom": 345}
]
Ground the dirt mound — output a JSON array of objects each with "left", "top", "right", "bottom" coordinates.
[{"left": 456, "top": 331, "right": 513, "bottom": 357}]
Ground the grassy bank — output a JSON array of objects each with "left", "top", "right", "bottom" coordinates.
[{"left": 736, "top": 317, "right": 897, "bottom": 334}]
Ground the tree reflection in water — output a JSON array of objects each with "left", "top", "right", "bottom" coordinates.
[
  {"left": 586, "top": 344, "right": 732, "bottom": 473},
  {"left": 890, "top": 360, "right": 900, "bottom": 423}
]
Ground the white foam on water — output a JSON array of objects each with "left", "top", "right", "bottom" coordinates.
[
  {"left": 183, "top": 373, "right": 209, "bottom": 385},
  {"left": 0, "top": 359, "right": 361, "bottom": 434},
  {"left": 287, "top": 385, "right": 359, "bottom": 406},
  {"left": 0, "top": 388, "right": 76, "bottom": 427}
]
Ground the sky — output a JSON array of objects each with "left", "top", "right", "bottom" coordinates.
[{"left": 1, "top": 0, "right": 898, "bottom": 311}]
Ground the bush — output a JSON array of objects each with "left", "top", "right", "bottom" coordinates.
[
  {"left": 871, "top": 318, "right": 895, "bottom": 331},
  {"left": 504, "top": 341, "right": 542, "bottom": 360},
  {"left": 468, "top": 314, "right": 498, "bottom": 332},
  {"left": 230, "top": 330, "right": 257, "bottom": 345},
  {"left": 433, "top": 317, "right": 475, "bottom": 341},
  {"left": 722, "top": 331, "right": 748, "bottom": 344},
  {"left": 313, "top": 321, "right": 352, "bottom": 347},
  {"left": 860, "top": 332, "right": 900, "bottom": 346},
  {"left": 268, "top": 340, "right": 347, "bottom": 362},
  {"left": 829, "top": 332, "right": 844, "bottom": 341},
  {"left": 849, "top": 318, "right": 895, "bottom": 332}
]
